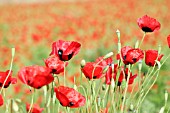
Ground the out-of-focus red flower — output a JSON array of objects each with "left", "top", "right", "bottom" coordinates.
[
  {"left": 44, "top": 55, "right": 68, "bottom": 74},
  {"left": 121, "top": 46, "right": 144, "bottom": 65},
  {"left": 54, "top": 86, "right": 86, "bottom": 108},
  {"left": 137, "top": 15, "right": 161, "bottom": 32},
  {"left": 26, "top": 103, "right": 44, "bottom": 113},
  {"left": 50, "top": 40, "right": 81, "bottom": 61},
  {"left": 167, "top": 35, "right": 170, "bottom": 48},
  {"left": 81, "top": 62, "right": 103, "bottom": 79},
  {"left": 0, "top": 94, "right": 3, "bottom": 107},
  {"left": 114, "top": 68, "right": 137, "bottom": 86},
  {"left": 18, "top": 65, "right": 54, "bottom": 89},
  {"left": 0, "top": 70, "right": 17, "bottom": 88},
  {"left": 145, "top": 50, "right": 163, "bottom": 67}
]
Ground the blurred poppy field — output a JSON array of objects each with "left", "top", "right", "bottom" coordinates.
[{"left": 0, "top": 0, "right": 170, "bottom": 113}]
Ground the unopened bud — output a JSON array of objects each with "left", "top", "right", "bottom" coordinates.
[
  {"left": 138, "top": 60, "right": 142, "bottom": 71},
  {"left": 129, "top": 104, "right": 134, "bottom": 111},
  {"left": 158, "top": 45, "right": 161, "bottom": 54},
  {"left": 74, "top": 84, "right": 77, "bottom": 91},
  {"left": 135, "top": 40, "right": 139, "bottom": 48},
  {"left": 155, "top": 60, "right": 161, "bottom": 69},
  {"left": 103, "top": 52, "right": 114, "bottom": 59},
  {"left": 111, "top": 79, "right": 115, "bottom": 90},
  {"left": 81, "top": 59, "right": 86, "bottom": 68},
  {"left": 102, "top": 66, "right": 109, "bottom": 74},
  {"left": 97, "top": 97, "right": 101, "bottom": 107},
  {"left": 116, "top": 29, "right": 120, "bottom": 41},
  {"left": 165, "top": 90, "right": 168, "bottom": 102},
  {"left": 12, "top": 100, "right": 19, "bottom": 112},
  {"left": 102, "top": 84, "right": 106, "bottom": 90},
  {"left": 12, "top": 48, "right": 15, "bottom": 57}
]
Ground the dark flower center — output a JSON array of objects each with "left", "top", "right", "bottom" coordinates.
[
  {"left": 142, "top": 27, "right": 153, "bottom": 32},
  {"left": 58, "top": 49, "right": 74, "bottom": 61},
  {"left": 132, "top": 58, "right": 137, "bottom": 63},
  {"left": 148, "top": 62, "right": 152, "bottom": 66},
  {"left": 123, "top": 55, "right": 126, "bottom": 60},
  {"left": 69, "top": 102, "right": 74, "bottom": 106},
  {"left": 117, "top": 81, "right": 121, "bottom": 86}
]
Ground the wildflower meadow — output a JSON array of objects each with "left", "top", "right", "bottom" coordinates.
[{"left": 0, "top": 0, "right": 170, "bottom": 113}]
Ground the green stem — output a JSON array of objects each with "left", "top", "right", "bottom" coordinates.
[
  {"left": 28, "top": 89, "right": 35, "bottom": 113},
  {"left": 139, "top": 32, "right": 146, "bottom": 48},
  {"left": 0, "top": 53, "right": 14, "bottom": 94},
  {"left": 121, "top": 65, "right": 131, "bottom": 113},
  {"left": 64, "top": 61, "right": 66, "bottom": 86}
]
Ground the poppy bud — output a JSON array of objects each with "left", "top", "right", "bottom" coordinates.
[
  {"left": 111, "top": 79, "right": 115, "bottom": 90},
  {"left": 158, "top": 45, "right": 161, "bottom": 54},
  {"left": 103, "top": 52, "right": 114, "bottom": 59},
  {"left": 138, "top": 60, "right": 142, "bottom": 71},
  {"left": 12, "top": 48, "right": 15, "bottom": 57},
  {"left": 129, "top": 103, "right": 134, "bottom": 111},
  {"left": 155, "top": 60, "right": 161, "bottom": 69},
  {"left": 97, "top": 97, "right": 101, "bottom": 107},
  {"left": 135, "top": 40, "right": 139, "bottom": 48},
  {"left": 12, "top": 100, "right": 19, "bottom": 112},
  {"left": 165, "top": 90, "right": 168, "bottom": 102},
  {"left": 116, "top": 29, "right": 120, "bottom": 41},
  {"left": 102, "top": 84, "right": 106, "bottom": 90},
  {"left": 80, "top": 59, "right": 86, "bottom": 68}
]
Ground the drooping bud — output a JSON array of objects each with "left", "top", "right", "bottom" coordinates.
[
  {"left": 81, "top": 59, "right": 86, "bottom": 68},
  {"left": 103, "top": 52, "right": 114, "bottom": 59},
  {"left": 155, "top": 60, "right": 161, "bottom": 69}
]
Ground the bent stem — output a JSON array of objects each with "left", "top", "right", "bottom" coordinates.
[
  {"left": 139, "top": 32, "right": 146, "bottom": 48},
  {"left": 0, "top": 48, "right": 15, "bottom": 94},
  {"left": 28, "top": 89, "right": 35, "bottom": 113}
]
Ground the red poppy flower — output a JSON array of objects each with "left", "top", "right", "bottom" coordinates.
[
  {"left": 137, "top": 15, "right": 161, "bottom": 32},
  {"left": 121, "top": 46, "right": 144, "bottom": 65},
  {"left": 0, "top": 70, "right": 17, "bottom": 88},
  {"left": 96, "top": 57, "right": 114, "bottom": 84},
  {"left": 114, "top": 68, "right": 137, "bottom": 86},
  {"left": 167, "top": 35, "right": 170, "bottom": 48},
  {"left": 18, "top": 65, "right": 54, "bottom": 89},
  {"left": 125, "top": 48, "right": 144, "bottom": 64},
  {"left": 81, "top": 62, "right": 104, "bottom": 79},
  {"left": 54, "top": 86, "right": 86, "bottom": 108},
  {"left": 121, "top": 46, "right": 133, "bottom": 64},
  {"left": 145, "top": 50, "right": 163, "bottom": 67},
  {"left": 26, "top": 103, "right": 44, "bottom": 113},
  {"left": 0, "top": 94, "right": 3, "bottom": 107},
  {"left": 44, "top": 55, "right": 68, "bottom": 74},
  {"left": 50, "top": 40, "right": 81, "bottom": 61}
]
